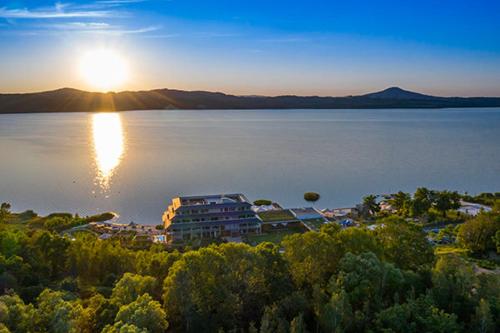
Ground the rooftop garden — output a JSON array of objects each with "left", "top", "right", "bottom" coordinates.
[
  {"left": 301, "top": 218, "right": 329, "bottom": 231},
  {"left": 257, "top": 209, "right": 297, "bottom": 222}
]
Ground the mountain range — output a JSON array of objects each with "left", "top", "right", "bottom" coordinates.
[{"left": 1, "top": 86, "right": 500, "bottom": 113}]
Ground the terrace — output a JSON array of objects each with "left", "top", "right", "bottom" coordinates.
[
  {"left": 180, "top": 194, "right": 246, "bottom": 206},
  {"left": 290, "top": 207, "right": 325, "bottom": 220}
]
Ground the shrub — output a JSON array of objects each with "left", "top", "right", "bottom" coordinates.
[
  {"left": 253, "top": 199, "right": 272, "bottom": 206},
  {"left": 304, "top": 192, "right": 320, "bottom": 203}
]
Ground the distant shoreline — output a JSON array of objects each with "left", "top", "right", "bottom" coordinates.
[
  {"left": 2, "top": 106, "right": 500, "bottom": 116},
  {"left": 2, "top": 86, "right": 500, "bottom": 114}
]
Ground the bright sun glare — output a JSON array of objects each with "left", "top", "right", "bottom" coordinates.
[
  {"left": 92, "top": 113, "right": 125, "bottom": 191},
  {"left": 79, "top": 49, "right": 128, "bottom": 91}
]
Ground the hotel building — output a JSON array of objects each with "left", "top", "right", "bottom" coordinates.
[{"left": 162, "top": 194, "right": 261, "bottom": 242}]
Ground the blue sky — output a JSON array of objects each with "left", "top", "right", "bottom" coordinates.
[{"left": 1, "top": 0, "right": 500, "bottom": 96}]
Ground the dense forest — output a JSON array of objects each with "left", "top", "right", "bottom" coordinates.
[{"left": 0, "top": 196, "right": 499, "bottom": 333}]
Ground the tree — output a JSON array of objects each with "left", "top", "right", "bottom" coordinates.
[
  {"left": 375, "top": 295, "right": 461, "bottom": 333},
  {"left": 389, "top": 191, "right": 412, "bottom": 216},
  {"left": 253, "top": 199, "right": 272, "bottom": 206},
  {"left": 471, "top": 299, "right": 494, "bottom": 333},
  {"left": 290, "top": 313, "right": 307, "bottom": 333},
  {"left": 435, "top": 224, "right": 459, "bottom": 244},
  {"left": 304, "top": 192, "right": 320, "bottom": 205},
  {"left": 113, "top": 294, "right": 168, "bottom": 333},
  {"left": 313, "top": 289, "right": 352, "bottom": 333},
  {"left": 457, "top": 213, "right": 499, "bottom": 254},
  {"left": 214, "top": 243, "right": 292, "bottom": 325},
  {"left": 259, "top": 291, "right": 308, "bottom": 333},
  {"left": 102, "top": 323, "right": 148, "bottom": 333},
  {"left": 134, "top": 249, "right": 181, "bottom": 282},
  {"left": 30, "top": 230, "right": 71, "bottom": 280},
  {"left": 0, "top": 293, "right": 37, "bottom": 333},
  {"left": 495, "top": 230, "right": 500, "bottom": 253},
  {"left": 0, "top": 230, "right": 24, "bottom": 258},
  {"left": 111, "top": 273, "right": 159, "bottom": 306},
  {"left": 431, "top": 254, "right": 475, "bottom": 320},
  {"left": 336, "top": 228, "right": 383, "bottom": 258},
  {"left": 281, "top": 232, "right": 340, "bottom": 288},
  {"left": 83, "top": 294, "right": 118, "bottom": 333},
  {"left": 66, "top": 234, "right": 135, "bottom": 286},
  {"left": 411, "top": 187, "right": 432, "bottom": 217},
  {"left": 35, "top": 289, "right": 86, "bottom": 333},
  {"left": 432, "top": 191, "right": 461, "bottom": 218},
  {"left": 375, "top": 218, "right": 434, "bottom": 270},
  {"left": 163, "top": 247, "right": 238, "bottom": 332},
  {"left": 475, "top": 273, "right": 500, "bottom": 316},
  {"left": 493, "top": 199, "right": 500, "bottom": 213},
  {"left": 163, "top": 243, "right": 291, "bottom": 332},
  {"left": 320, "top": 223, "right": 341, "bottom": 237},
  {"left": 329, "top": 252, "right": 404, "bottom": 316},
  {"left": 0, "top": 203, "right": 11, "bottom": 222},
  {"left": 259, "top": 305, "right": 288, "bottom": 333},
  {"left": 362, "top": 195, "right": 380, "bottom": 217}
]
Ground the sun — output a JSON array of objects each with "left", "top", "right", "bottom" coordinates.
[{"left": 79, "top": 49, "right": 128, "bottom": 91}]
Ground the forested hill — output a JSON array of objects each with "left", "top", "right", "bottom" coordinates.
[{"left": 1, "top": 86, "right": 500, "bottom": 113}]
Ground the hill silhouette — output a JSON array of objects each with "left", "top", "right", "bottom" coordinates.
[
  {"left": 1, "top": 87, "right": 499, "bottom": 113},
  {"left": 362, "top": 87, "right": 439, "bottom": 100}
]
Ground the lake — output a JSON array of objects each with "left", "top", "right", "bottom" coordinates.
[{"left": 1, "top": 108, "right": 499, "bottom": 224}]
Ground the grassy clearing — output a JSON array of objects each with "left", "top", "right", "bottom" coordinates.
[
  {"left": 434, "top": 246, "right": 499, "bottom": 270},
  {"left": 1, "top": 209, "right": 115, "bottom": 233},
  {"left": 244, "top": 229, "right": 301, "bottom": 245},
  {"left": 434, "top": 245, "right": 469, "bottom": 256},
  {"left": 1, "top": 210, "right": 40, "bottom": 231}
]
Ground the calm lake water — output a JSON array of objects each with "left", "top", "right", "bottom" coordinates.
[{"left": 1, "top": 108, "right": 499, "bottom": 224}]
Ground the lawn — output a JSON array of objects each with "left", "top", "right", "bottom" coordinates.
[
  {"left": 1, "top": 210, "right": 40, "bottom": 231},
  {"left": 257, "top": 209, "right": 298, "bottom": 222},
  {"left": 244, "top": 229, "right": 301, "bottom": 245},
  {"left": 434, "top": 245, "right": 499, "bottom": 270}
]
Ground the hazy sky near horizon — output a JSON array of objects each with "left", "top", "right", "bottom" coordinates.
[{"left": 1, "top": 0, "right": 500, "bottom": 96}]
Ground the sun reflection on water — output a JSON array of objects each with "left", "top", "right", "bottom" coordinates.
[{"left": 91, "top": 113, "right": 125, "bottom": 191}]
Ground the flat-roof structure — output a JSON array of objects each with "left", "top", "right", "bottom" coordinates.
[
  {"left": 290, "top": 207, "right": 329, "bottom": 231},
  {"left": 163, "top": 194, "right": 261, "bottom": 242},
  {"left": 458, "top": 201, "right": 492, "bottom": 216},
  {"left": 290, "top": 207, "right": 326, "bottom": 220}
]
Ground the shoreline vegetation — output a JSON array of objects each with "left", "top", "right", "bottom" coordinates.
[
  {"left": 0, "top": 189, "right": 499, "bottom": 332},
  {"left": 2, "top": 86, "right": 500, "bottom": 114}
]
